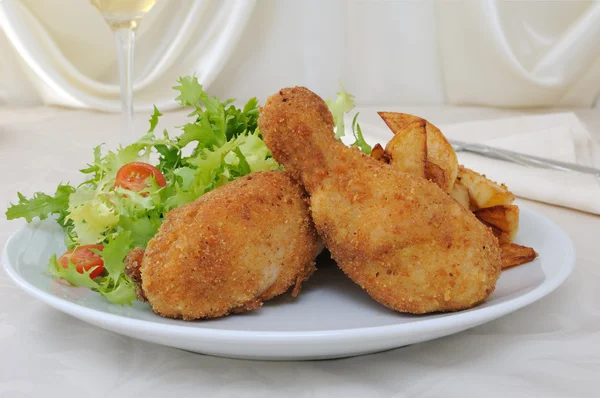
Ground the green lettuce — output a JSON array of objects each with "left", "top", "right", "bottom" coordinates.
[
  {"left": 326, "top": 83, "right": 372, "bottom": 154},
  {"left": 350, "top": 113, "right": 372, "bottom": 154},
  {"left": 326, "top": 82, "right": 356, "bottom": 139},
  {"left": 6, "top": 184, "right": 75, "bottom": 226},
  {"left": 47, "top": 255, "right": 101, "bottom": 290}
]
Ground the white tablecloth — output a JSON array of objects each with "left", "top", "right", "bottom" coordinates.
[{"left": 1, "top": 106, "right": 599, "bottom": 398}]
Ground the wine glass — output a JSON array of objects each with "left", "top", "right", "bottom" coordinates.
[{"left": 90, "top": 0, "right": 157, "bottom": 144}]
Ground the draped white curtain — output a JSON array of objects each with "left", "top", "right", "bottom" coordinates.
[
  {"left": 0, "top": 0, "right": 599, "bottom": 109},
  {"left": 0, "top": 0, "right": 256, "bottom": 111}
]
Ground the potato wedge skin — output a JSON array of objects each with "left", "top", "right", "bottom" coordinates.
[
  {"left": 458, "top": 166, "right": 515, "bottom": 209},
  {"left": 384, "top": 120, "right": 427, "bottom": 179},
  {"left": 378, "top": 112, "right": 421, "bottom": 132},
  {"left": 500, "top": 242, "right": 537, "bottom": 269},
  {"left": 377, "top": 112, "right": 457, "bottom": 193},
  {"left": 426, "top": 162, "right": 448, "bottom": 192},
  {"left": 475, "top": 205, "right": 519, "bottom": 243},
  {"left": 425, "top": 122, "right": 458, "bottom": 193},
  {"left": 370, "top": 143, "right": 390, "bottom": 163},
  {"left": 450, "top": 180, "right": 470, "bottom": 210}
]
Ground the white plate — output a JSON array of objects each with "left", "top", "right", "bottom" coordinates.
[{"left": 3, "top": 206, "right": 574, "bottom": 360}]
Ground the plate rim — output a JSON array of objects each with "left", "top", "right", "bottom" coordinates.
[{"left": 2, "top": 205, "right": 575, "bottom": 343}]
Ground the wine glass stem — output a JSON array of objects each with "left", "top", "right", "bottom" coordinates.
[{"left": 113, "top": 27, "right": 136, "bottom": 145}]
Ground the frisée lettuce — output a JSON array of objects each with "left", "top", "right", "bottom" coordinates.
[{"left": 326, "top": 83, "right": 372, "bottom": 154}]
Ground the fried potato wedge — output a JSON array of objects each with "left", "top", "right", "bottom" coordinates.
[
  {"left": 371, "top": 143, "right": 390, "bottom": 163},
  {"left": 458, "top": 166, "right": 515, "bottom": 209},
  {"left": 450, "top": 179, "right": 470, "bottom": 210},
  {"left": 500, "top": 242, "right": 537, "bottom": 270},
  {"left": 378, "top": 112, "right": 421, "bottom": 132},
  {"left": 425, "top": 122, "right": 458, "bottom": 193},
  {"left": 485, "top": 223, "right": 510, "bottom": 243},
  {"left": 384, "top": 120, "right": 427, "bottom": 178},
  {"left": 475, "top": 205, "right": 519, "bottom": 243},
  {"left": 426, "top": 162, "right": 449, "bottom": 192},
  {"left": 378, "top": 112, "right": 457, "bottom": 192}
]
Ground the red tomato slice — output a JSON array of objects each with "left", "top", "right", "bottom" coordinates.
[
  {"left": 114, "top": 162, "right": 167, "bottom": 193},
  {"left": 58, "top": 244, "right": 105, "bottom": 279}
]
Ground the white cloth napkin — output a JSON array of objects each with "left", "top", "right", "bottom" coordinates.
[{"left": 438, "top": 113, "right": 600, "bottom": 215}]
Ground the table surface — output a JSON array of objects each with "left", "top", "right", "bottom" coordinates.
[{"left": 1, "top": 105, "right": 599, "bottom": 398}]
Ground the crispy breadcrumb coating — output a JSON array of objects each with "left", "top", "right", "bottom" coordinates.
[
  {"left": 258, "top": 87, "right": 501, "bottom": 314},
  {"left": 125, "top": 170, "right": 318, "bottom": 320}
]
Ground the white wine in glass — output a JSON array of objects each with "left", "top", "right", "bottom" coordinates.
[{"left": 90, "top": 0, "right": 158, "bottom": 144}]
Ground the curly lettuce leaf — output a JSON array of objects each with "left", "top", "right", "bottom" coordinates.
[
  {"left": 80, "top": 145, "right": 104, "bottom": 185},
  {"left": 326, "top": 83, "right": 371, "bottom": 154},
  {"left": 173, "top": 75, "right": 213, "bottom": 109},
  {"left": 350, "top": 113, "right": 372, "bottom": 154},
  {"left": 186, "top": 138, "right": 239, "bottom": 195},
  {"left": 46, "top": 254, "right": 100, "bottom": 289},
  {"left": 225, "top": 97, "right": 259, "bottom": 140},
  {"left": 185, "top": 131, "right": 279, "bottom": 196},
  {"left": 174, "top": 76, "right": 228, "bottom": 148},
  {"left": 173, "top": 76, "right": 260, "bottom": 150},
  {"left": 179, "top": 113, "right": 225, "bottom": 149},
  {"left": 238, "top": 129, "right": 280, "bottom": 172},
  {"left": 96, "top": 275, "right": 137, "bottom": 305},
  {"left": 95, "top": 231, "right": 133, "bottom": 282},
  {"left": 148, "top": 105, "right": 162, "bottom": 133},
  {"left": 6, "top": 184, "right": 75, "bottom": 224},
  {"left": 118, "top": 217, "right": 162, "bottom": 248},
  {"left": 68, "top": 185, "right": 96, "bottom": 208},
  {"left": 67, "top": 195, "right": 119, "bottom": 244},
  {"left": 113, "top": 188, "right": 157, "bottom": 217},
  {"left": 156, "top": 142, "right": 182, "bottom": 174},
  {"left": 326, "top": 82, "right": 356, "bottom": 139}
]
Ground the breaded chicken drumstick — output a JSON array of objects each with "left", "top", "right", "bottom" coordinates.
[
  {"left": 258, "top": 87, "right": 501, "bottom": 314},
  {"left": 125, "top": 170, "right": 318, "bottom": 320}
]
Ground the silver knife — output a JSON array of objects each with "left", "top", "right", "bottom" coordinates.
[{"left": 448, "top": 139, "right": 600, "bottom": 177}]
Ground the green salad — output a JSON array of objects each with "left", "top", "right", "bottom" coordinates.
[{"left": 5, "top": 77, "right": 370, "bottom": 305}]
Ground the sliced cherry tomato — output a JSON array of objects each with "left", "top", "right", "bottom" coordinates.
[
  {"left": 114, "top": 162, "right": 167, "bottom": 193},
  {"left": 58, "top": 244, "right": 105, "bottom": 279}
]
